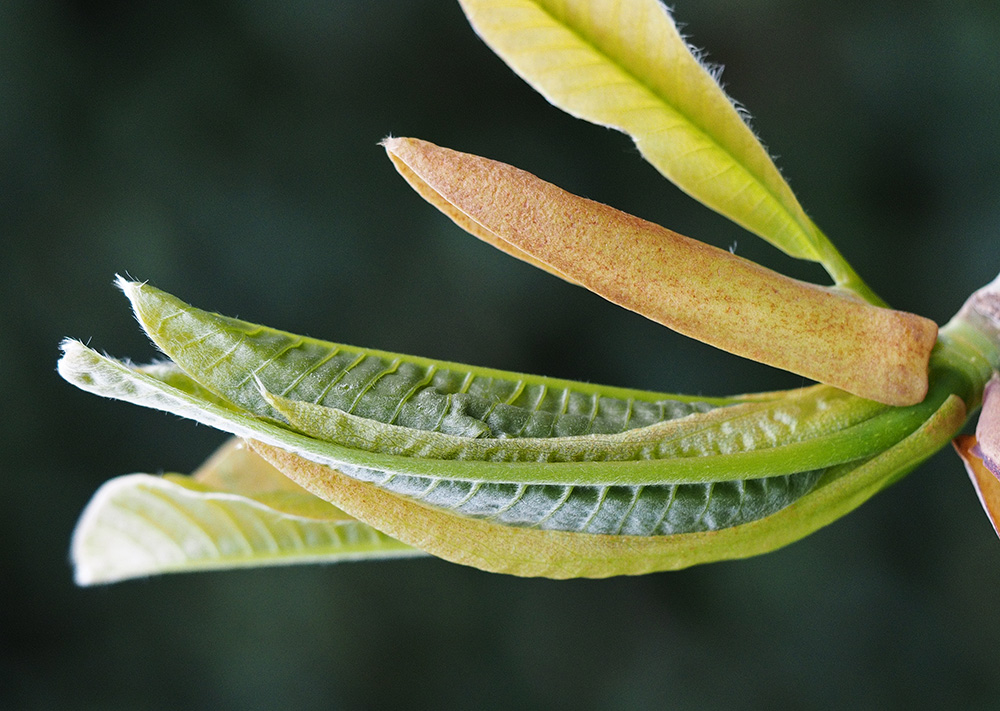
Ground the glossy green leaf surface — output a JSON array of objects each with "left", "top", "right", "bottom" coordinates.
[{"left": 71, "top": 439, "right": 420, "bottom": 585}]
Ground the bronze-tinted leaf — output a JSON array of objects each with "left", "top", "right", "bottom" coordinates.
[
  {"left": 385, "top": 137, "right": 937, "bottom": 406},
  {"left": 953, "top": 435, "right": 1000, "bottom": 538}
]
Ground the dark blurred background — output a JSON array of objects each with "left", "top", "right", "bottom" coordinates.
[{"left": 4, "top": 0, "right": 1000, "bottom": 708}]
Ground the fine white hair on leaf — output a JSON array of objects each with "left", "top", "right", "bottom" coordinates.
[{"left": 671, "top": 9, "right": 770, "bottom": 155}]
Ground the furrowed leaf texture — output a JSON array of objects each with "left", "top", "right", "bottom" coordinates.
[{"left": 57, "top": 282, "right": 967, "bottom": 553}]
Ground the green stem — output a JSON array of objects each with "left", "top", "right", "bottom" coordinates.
[
  {"left": 936, "top": 272, "right": 1000, "bottom": 410},
  {"left": 810, "top": 223, "right": 887, "bottom": 307}
]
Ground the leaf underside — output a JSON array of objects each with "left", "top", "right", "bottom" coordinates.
[
  {"left": 64, "top": 282, "right": 960, "bottom": 537},
  {"left": 71, "top": 439, "right": 420, "bottom": 585},
  {"left": 250, "top": 388, "right": 966, "bottom": 577},
  {"left": 61, "top": 281, "right": 971, "bottom": 578}
]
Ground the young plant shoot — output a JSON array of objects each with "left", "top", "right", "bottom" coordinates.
[{"left": 62, "top": 0, "right": 1000, "bottom": 584}]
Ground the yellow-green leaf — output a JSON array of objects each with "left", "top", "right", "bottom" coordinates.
[
  {"left": 70, "top": 439, "right": 422, "bottom": 585},
  {"left": 458, "top": 0, "right": 866, "bottom": 292},
  {"left": 385, "top": 137, "right": 937, "bottom": 406}
]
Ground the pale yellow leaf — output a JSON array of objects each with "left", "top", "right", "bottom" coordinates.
[{"left": 71, "top": 439, "right": 422, "bottom": 585}]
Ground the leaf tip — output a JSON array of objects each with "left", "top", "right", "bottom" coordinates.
[
  {"left": 382, "top": 136, "right": 420, "bottom": 184},
  {"left": 380, "top": 135, "right": 409, "bottom": 157},
  {"left": 70, "top": 474, "right": 154, "bottom": 586},
  {"left": 114, "top": 274, "right": 146, "bottom": 309},
  {"left": 56, "top": 339, "right": 97, "bottom": 388},
  {"left": 381, "top": 136, "right": 431, "bottom": 165},
  {"left": 57, "top": 336, "right": 84, "bottom": 358}
]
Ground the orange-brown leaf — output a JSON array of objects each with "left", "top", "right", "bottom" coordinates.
[
  {"left": 953, "top": 434, "right": 1000, "bottom": 538},
  {"left": 385, "top": 137, "right": 937, "bottom": 406}
]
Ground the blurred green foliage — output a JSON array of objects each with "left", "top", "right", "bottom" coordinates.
[{"left": 4, "top": 1, "right": 1000, "bottom": 708}]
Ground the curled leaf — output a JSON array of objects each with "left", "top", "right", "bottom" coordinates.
[
  {"left": 250, "top": 389, "right": 965, "bottom": 577},
  {"left": 59, "top": 340, "right": 826, "bottom": 536},
  {"left": 385, "top": 137, "right": 937, "bottom": 406},
  {"left": 58, "top": 281, "right": 972, "bottom": 578},
  {"left": 70, "top": 438, "right": 421, "bottom": 585}
]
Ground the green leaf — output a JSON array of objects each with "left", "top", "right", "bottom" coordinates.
[
  {"left": 259, "top": 383, "right": 897, "bottom": 471},
  {"left": 58, "top": 337, "right": 842, "bottom": 538},
  {"left": 60, "top": 332, "right": 965, "bottom": 547},
  {"left": 256, "top": 367, "right": 957, "bottom": 537},
  {"left": 457, "top": 0, "right": 874, "bottom": 296},
  {"left": 52, "top": 342, "right": 854, "bottom": 536},
  {"left": 110, "top": 280, "right": 927, "bottom": 485},
  {"left": 252, "top": 388, "right": 968, "bottom": 577},
  {"left": 57, "top": 280, "right": 959, "bottom": 544},
  {"left": 114, "top": 277, "right": 739, "bottom": 431},
  {"left": 60, "top": 278, "right": 982, "bottom": 575},
  {"left": 71, "top": 439, "right": 421, "bottom": 585}
]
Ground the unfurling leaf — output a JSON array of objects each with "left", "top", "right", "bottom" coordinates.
[
  {"left": 71, "top": 438, "right": 421, "bottom": 585},
  {"left": 385, "top": 137, "right": 937, "bottom": 406},
  {"left": 56, "top": 0, "right": 1000, "bottom": 585},
  {"left": 456, "top": 0, "right": 872, "bottom": 295},
  {"left": 249, "top": 384, "right": 965, "bottom": 578},
  {"left": 58, "top": 282, "right": 974, "bottom": 579}
]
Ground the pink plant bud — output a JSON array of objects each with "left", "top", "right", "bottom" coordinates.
[{"left": 975, "top": 374, "right": 1000, "bottom": 479}]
